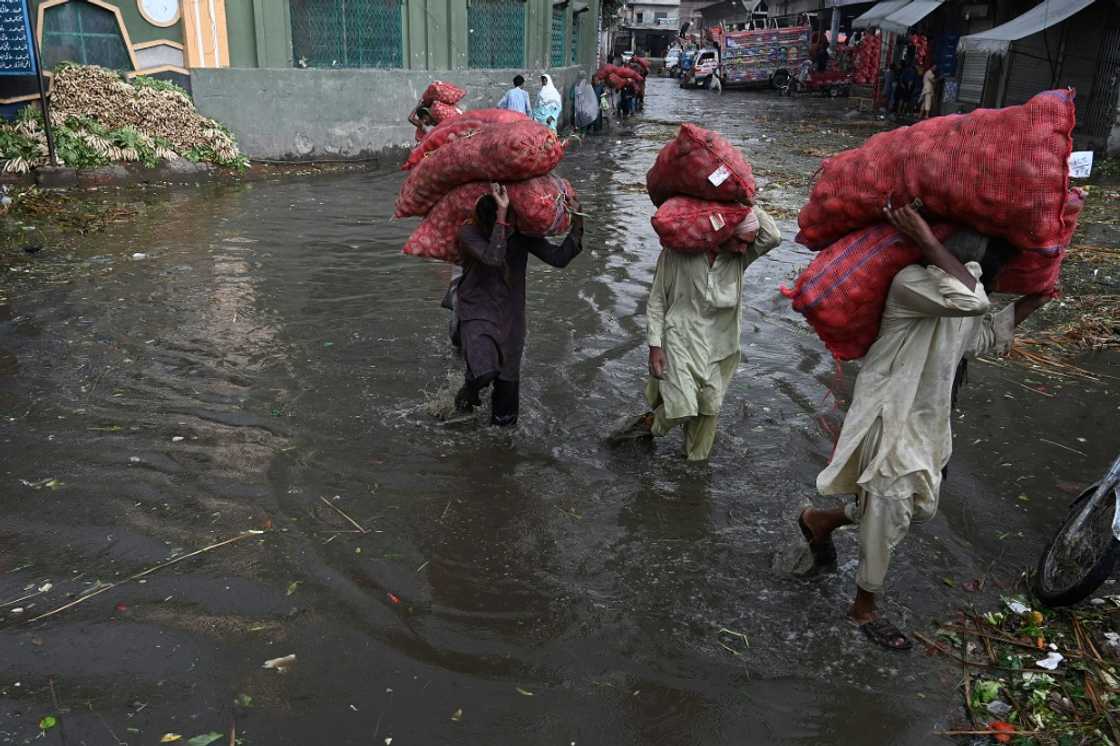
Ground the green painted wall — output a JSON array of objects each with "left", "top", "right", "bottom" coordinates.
[
  {"left": 225, "top": 0, "right": 257, "bottom": 67},
  {"left": 218, "top": 0, "right": 597, "bottom": 71}
]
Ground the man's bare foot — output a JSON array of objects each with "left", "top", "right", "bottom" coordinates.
[{"left": 797, "top": 508, "right": 840, "bottom": 571}]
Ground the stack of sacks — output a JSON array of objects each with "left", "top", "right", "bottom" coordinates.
[
  {"left": 398, "top": 118, "right": 575, "bottom": 263},
  {"left": 596, "top": 64, "right": 644, "bottom": 92},
  {"left": 909, "top": 34, "right": 930, "bottom": 70},
  {"left": 420, "top": 82, "right": 466, "bottom": 126},
  {"left": 401, "top": 108, "right": 527, "bottom": 171},
  {"left": 853, "top": 35, "right": 881, "bottom": 86},
  {"left": 784, "top": 89, "right": 1083, "bottom": 360},
  {"left": 646, "top": 124, "right": 756, "bottom": 252}
]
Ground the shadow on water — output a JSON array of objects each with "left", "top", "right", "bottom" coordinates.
[{"left": 1, "top": 78, "right": 1117, "bottom": 744}]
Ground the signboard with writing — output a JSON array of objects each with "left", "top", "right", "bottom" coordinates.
[{"left": 0, "top": 0, "right": 36, "bottom": 76}]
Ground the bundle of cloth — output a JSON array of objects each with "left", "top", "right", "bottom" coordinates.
[
  {"left": 646, "top": 124, "right": 757, "bottom": 253},
  {"left": 783, "top": 89, "right": 1084, "bottom": 360},
  {"left": 397, "top": 116, "right": 576, "bottom": 263}
]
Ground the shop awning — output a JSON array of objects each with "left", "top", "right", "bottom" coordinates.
[
  {"left": 958, "top": 0, "right": 1097, "bottom": 52},
  {"left": 878, "top": 0, "right": 944, "bottom": 34},
  {"left": 851, "top": 0, "right": 910, "bottom": 29}
]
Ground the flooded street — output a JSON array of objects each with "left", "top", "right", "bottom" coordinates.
[{"left": 2, "top": 79, "right": 1118, "bottom": 745}]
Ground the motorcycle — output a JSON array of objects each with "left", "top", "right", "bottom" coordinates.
[{"left": 1033, "top": 453, "right": 1120, "bottom": 606}]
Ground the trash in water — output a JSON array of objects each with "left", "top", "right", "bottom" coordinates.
[
  {"left": 186, "top": 734, "right": 223, "bottom": 746},
  {"left": 160, "top": 735, "right": 182, "bottom": 743},
  {"left": 451, "top": 708, "right": 463, "bottom": 722},
  {"left": 262, "top": 654, "right": 296, "bottom": 673},
  {"left": 1035, "top": 652, "right": 1064, "bottom": 670},
  {"left": 986, "top": 700, "right": 1011, "bottom": 716},
  {"left": 131, "top": 252, "right": 147, "bottom": 260}
]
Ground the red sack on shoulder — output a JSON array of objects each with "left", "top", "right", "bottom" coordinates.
[
  {"left": 797, "top": 90, "right": 1079, "bottom": 251},
  {"left": 420, "top": 81, "right": 466, "bottom": 107},
  {"left": 780, "top": 223, "right": 956, "bottom": 360},
  {"left": 402, "top": 109, "right": 528, "bottom": 171},
  {"left": 402, "top": 182, "right": 490, "bottom": 263},
  {"left": 647, "top": 124, "right": 756, "bottom": 206},
  {"left": 651, "top": 197, "right": 752, "bottom": 252},
  {"left": 508, "top": 175, "right": 576, "bottom": 237},
  {"left": 429, "top": 101, "right": 463, "bottom": 124},
  {"left": 994, "top": 247, "right": 1066, "bottom": 295},
  {"left": 396, "top": 120, "right": 564, "bottom": 218}
]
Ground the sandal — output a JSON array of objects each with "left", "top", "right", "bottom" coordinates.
[
  {"left": 798, "top": 509, "right": 837, "bottom": 571},
  {"left": 859, "top": 617, "right": 913, "bottom": 651}
]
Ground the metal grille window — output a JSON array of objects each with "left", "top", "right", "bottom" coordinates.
[
  {"left": 290, "top": 0, "right": 404, "bottom": 68},
  {"left": 571, "top": 12, "right": 581, "bottom": 64},
  {"left": 551, "top": 5, "right": 566, "bottom": 67},
  {"left": 43, "top": 1, "right": 132, "bottom": 71},
  {"left": 468, "top": 0, "right": 526, "bottom": 69}
]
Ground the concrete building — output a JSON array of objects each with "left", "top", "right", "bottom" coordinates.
[{"left": 0, "top": 0, "right": 601, "bottom": 159}]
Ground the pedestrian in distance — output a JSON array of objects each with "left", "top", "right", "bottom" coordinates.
[
  {"left": 797, "top": 205, "right": 1051, "bottom": 651},
  {"left": 883, "top": 63, "right": 899, "bottom": 114},
  {"left": 497, "top": 74, "right": 533, "bottom": 117},
  {"left": 919, "top": 64, "right": 938, "bottom": 119},
  {"left": 408, "top": 105, "right": 436, "bottom": 142},
  {"left": 609, "top": 206, "right": 782, "bottom": 461},
  {"left": 452, "top": 184, "right": 584, "bottom": 426},
  {"left": 572, "top": 70, "right": 599, "bottom": 134},
  {"left": 896, "top": 62, "right": 919, "bottom": 117},
  {"left": 533, "top": 74, "right": 563, "bottom": 132}
]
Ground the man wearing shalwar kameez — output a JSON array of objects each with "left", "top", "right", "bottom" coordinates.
[
  {"left": 797, "top": 206, "right": 1051, "bottom": 651},
  {"left": 611, "top": 206, "right": 782, "bottom": 460}
]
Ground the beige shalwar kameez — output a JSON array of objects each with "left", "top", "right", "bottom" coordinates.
[
  {"left": 816, "top": 262, "right": 1015, "bottom": 592},
  {"left": 645, "top": 207, "right": 782, "bottom": 461}
]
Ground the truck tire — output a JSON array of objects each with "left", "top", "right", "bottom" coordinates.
[{"left": 771, "top": 68, "right": 791, "bottom": 92}]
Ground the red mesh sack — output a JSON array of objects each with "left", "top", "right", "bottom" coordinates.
[
  {"left": 780, "top": 223, "right": 956, "bottom": 360},
  {"left": 607, "top": 73, "right": 625, "bottom": 90},
  {"left": 420, "top": 81, "right": 466, "bottom": 107},
  {"left": 402, "top": 109, "right": 528, "bottom": 171},
  {"left": 994, "top": 247, "right": 1066, "bottom": 295},
  {"left": 647, "top": 124, "right": 756, "bottom": 206},
  {"left": 402, "top": 182, "right": 490, "bottom": 263},
  {"left": 507, "top": 175, "right": 575, "bottom": 237},
  {"left": 651, "top": 197, "right": 752, "bottom": 253},
  {"left": 429, "top": 101, "right": 463, "bottom": 124},
  {"left": 633, "top": 57, "right": 651, "bottom": 74},
  {"left": 796, "top": 89, "right": 1079, "bottom": 252},
  {"left": 396, "top": 120, "right": 564, "bottom": 218}
]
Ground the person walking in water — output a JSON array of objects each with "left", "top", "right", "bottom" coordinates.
[
  {"left": 797, "top": 205, "right": 1050, "bottom": 651},
  {"left": 453, "top": 184, "right": 583, "bottom": 426},
  {"left": 497, "top": 75, "right": 533, "bottom": 117},
  {"left": 609, "top": 205, "right": 782, "bottom": 460},
  {"left": 533, "top": 74, "right": 563, "bottom": 131}
]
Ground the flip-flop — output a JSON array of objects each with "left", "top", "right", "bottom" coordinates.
[
  {"left": 798, "top": 509, "right": 837, "bottom": 571},
  {"left": 859, "top": 617, "right": 913, "bottom": 651}
]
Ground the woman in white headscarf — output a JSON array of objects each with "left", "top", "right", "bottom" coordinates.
[{"left": 533, "top": 74, "right": 563, "bottom": 132}]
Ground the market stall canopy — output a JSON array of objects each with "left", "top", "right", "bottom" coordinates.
[
  {"left": 959, "top": 0, "right": 1097, "bottom": 52},
  {"left": 851, "top": 0, "right": 911, "bottom": 29},
  {"left": 878, "top": 0, "right": 944, "bottom": 34}
]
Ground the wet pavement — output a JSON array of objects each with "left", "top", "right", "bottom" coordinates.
[{"left": 1, "top": 78, "right": 1118, "bottom": 745}]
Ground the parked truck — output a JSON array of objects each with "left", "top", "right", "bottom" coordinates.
[{"left": 717, "top": 25, "right": 812, "bottom": 90}]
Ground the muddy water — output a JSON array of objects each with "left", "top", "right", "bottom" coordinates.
[{"left": 2, "top": 79, "right": 1118, "bottom": 745}]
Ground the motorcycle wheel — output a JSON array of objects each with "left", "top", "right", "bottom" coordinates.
[
  {"left": 771, "top": 69, "right": 791, "bottom": 92},
  {"left": 1034, "top": 482, "right": 1120, "bottom": 607}
]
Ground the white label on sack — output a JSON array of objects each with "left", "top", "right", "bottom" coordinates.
[
  {"left": 708, "top": 212, "right": 726, "bottom": 231},
  {"left": 708, "top": 164, "right": 731, "bottom": 187},
  {"left": 1068, "top": 151, "right": 1093, "bottom": 178}
]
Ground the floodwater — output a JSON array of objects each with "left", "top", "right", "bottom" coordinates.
[{"left": 1, "top": 79, "right": 1118, "bottom": 745}]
